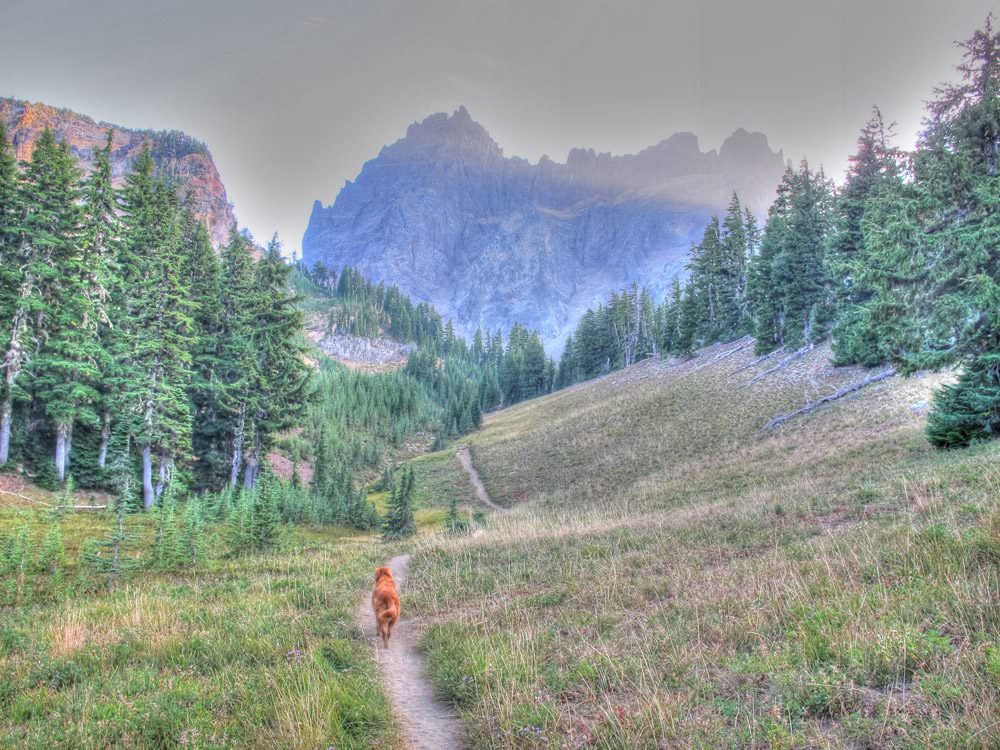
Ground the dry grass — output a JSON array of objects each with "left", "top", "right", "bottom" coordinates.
[{"left": 407, "top": 343, "right": 1000, "bottom": 748}]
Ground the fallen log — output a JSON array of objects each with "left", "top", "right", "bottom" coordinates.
[
  {"left": 759, "top": 368, "right": 897, "bottom": 431},
  {"left": 731, "top": 345, "right": 786, "bottom": 375},
  {"left": 0, "top": 489, "right": 35, "bottom": 503},
  {"left": 0, "top": 490, "right": 108, "bottom": 510},
  {"left": 689, "top": 337, "right": 756, "bottom": 372},
  {"left": 746, "top": 344, "right": 813, "bottom": 386}
]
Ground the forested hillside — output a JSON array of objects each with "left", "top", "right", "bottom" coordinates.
[
  {"left": 556, "top": 21, "right": 1000, "bottom": 447},
  {"left": 0, "top": 128, "right": 309, "bottom": 508}
]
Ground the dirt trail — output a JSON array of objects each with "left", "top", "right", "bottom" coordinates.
[
  {"left": 456, "top": 446, "right": 507, "bottom": 512},
  {"left": 357, "top": 554, "right": 463, "bottom": 750}
]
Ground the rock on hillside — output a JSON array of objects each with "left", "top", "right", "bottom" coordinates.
[
  {"left": 1, "top": 97, "right": 236, "bottom": 247},
  {"left": 303, "top": 107, "right": 786, "bottom": 351}
]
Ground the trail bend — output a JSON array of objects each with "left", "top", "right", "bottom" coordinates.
[{"left": 456, "top": 446, "right": 507, "bottom": 512}]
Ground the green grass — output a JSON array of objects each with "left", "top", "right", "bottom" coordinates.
[
  {"left": 3, "top": 340, "right": 998, "bottom": 748},
  {"left": 407, "top": 343, "right": 1000, "bottom": 748},
  {"left": 0, "top": 488, "right": 399, "bottom": 750}
]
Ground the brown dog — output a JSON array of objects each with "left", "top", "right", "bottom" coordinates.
[{"left": 371, "top": 566, "right": 400, "bottom": 648}]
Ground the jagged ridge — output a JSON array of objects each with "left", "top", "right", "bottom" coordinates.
[{"left": 303, "top": 107, "right": 785, "bottom": 351}]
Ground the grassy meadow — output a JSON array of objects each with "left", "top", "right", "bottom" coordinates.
[
  {"left": 406, "top": 343, "right": 1000, "bottom": 748},
  {"left": 2, "top": 340, "right": 998, "bottom": 749},
  {"left": 0, "top": 484, "right": 401, "bottom": 750}
]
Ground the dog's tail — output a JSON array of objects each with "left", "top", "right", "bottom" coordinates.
[{"left": 379, "top": 603, "right": 399, "bottom": 624}]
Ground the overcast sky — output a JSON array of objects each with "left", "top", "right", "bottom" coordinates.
[{"left": 1, "top": 0, "right": 996, "bottom": 255}]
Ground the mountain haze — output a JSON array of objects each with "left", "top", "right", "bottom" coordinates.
[{"left": 303, "top": 107, "right": 785, "bottom": 349}]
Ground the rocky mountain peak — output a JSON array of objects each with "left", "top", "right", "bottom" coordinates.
[
  {"left": 0, "top": 97, "right": 236, "bottom": 247},
  {"left": 304, "top": 109, "right": 786, "bottom": 351},
  {"left": 389, "top": 106, "right": 503, "bottom": 164},
  {"left": 719, "top": 127, "right": 783, "bottom": 170}
]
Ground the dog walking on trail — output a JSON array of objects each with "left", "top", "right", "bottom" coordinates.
[{"left": 372, "top": 566, "right": 400, "bottom": 648}]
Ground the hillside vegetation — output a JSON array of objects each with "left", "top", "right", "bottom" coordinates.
[{"left": 407, "top": 341, "right": 1000, "bottom": 748}]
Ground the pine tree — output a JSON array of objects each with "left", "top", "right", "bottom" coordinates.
[
  {"left": 686, "top": 218, "right": 724, "bottom": 339},
  {"left": 0, "top": 129, "right": 20, "bottom": 440},
  {"left": 383, "top": 466, "right": 415, "bottom": 539},
  {"left": 0, "top": 123, "right": 21, "bottom": 466},
  {"left": 927, "top": 352, "right": 1000, "bottom": 447},
  {"left": 748, "top": 162, "right": 834, "bottom": 352},
  {"left": 26, "top": 130, "right": 105, "bottom": 483},
  {"left": 115, "top": 148, "right": 194, "bottom": 508},
  {"left": 249, "top": 468, "right": 281, "bottom": 550},
  {"left": 241, "top": 235, "right": 311, "bottom": 488},
  {"left": 183, "top": 216, "right": 227, "bottom": 490},
  {"left": 921, "top": 17, "right": 1000, "bottom": 443},
  {"left": 83, "top": 133, "right": 121, "bottom": 472},
  {"left": 720, "top": 194, "right": 753, "bottom": 337},
  {"left": 182, "top": 495, "right": 207, "bottom": 566},
  {"left": 83, "top": 475, "right": 142, "bottom": 588},
  {"left": 153, "top": 480, "right": 183, "bottom": 569},
  {"left": 1, "top": 130, "right": 84, "bottom": 467},
  {"left": 217, "top": 227, "right": 258, "bottom": 487},
  {"left": 828, "top": 108, "right": 905, "bottom": 366}
]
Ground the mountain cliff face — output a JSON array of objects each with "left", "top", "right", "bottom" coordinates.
[
  {"left": 1, "top": 97, "right": 236, "bottom": 247},
  {"left": 303, "top": 107, "right": 785, "bottom": 350}
]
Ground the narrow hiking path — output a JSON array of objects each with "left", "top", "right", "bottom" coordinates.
[
  {"left": 355, "top": 449, "right": 502, "bottom": 747},
  {"left": 357, "top": 554, "right": 463, "bottom": 750},
  {"left": 456, "top": 446, "right": 507, "bottom": 512}
]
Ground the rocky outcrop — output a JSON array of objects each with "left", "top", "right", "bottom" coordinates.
[
  {"left": 314, "top": 334, "right": 414, "bottom": 372},
  {"left": 1, "top": 97, "right": 236, "bottom": 247},
  {"left": 303, "top": 107, "right": 786, "bottom": 351}
]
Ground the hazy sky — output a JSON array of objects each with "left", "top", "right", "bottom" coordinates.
[{"left": 1, "top": 0, "right": 996, "bottom": 254}]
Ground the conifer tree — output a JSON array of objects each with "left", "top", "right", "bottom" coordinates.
[
  {"left": 83, "top": 133, "right": 121, "bottom": 471},
  {"left": 927, "top": 352, "right": 1000, "bottom": 447},
  {"left": 828, "top": 108, "right": 905, "bottom": 366},
  {"left": 27, "top": 132, "right": 105, "bottom": 483},
  {"left": 748, "top": 162, "right": 834, "bottom": 352},
  {"left": 383, "top": 466, "right": 415, "bottom": 539},
  {"left": 183, "top": 216, "right": 227, "bottom": 490},
  {"left": 83, "top": 474, "right": 142, "bottom": 588},
  {"left": 182, "top": 495, "right": 207, "bottom": 565},
  {"left": 2, "top": 130, "right": 84, "bottom": 471},
  {"left": 919, "top": 17, "right": 1000, "bottom": 441},
  {"left": 686, "top": 218, "right": 724, "bottom": 339},
  {"left": 249, "top": 468, "right": 282, "bottom": 549},
  {"left": 115, "top": 148, "right": 194, "bottom": 508},
  {"left": 153, "top": 480, "right": 183, "bottom": 569},
  {"left": 217, "top": 228, "right": 258, "bottom": 487},
  {"left": 241, "top": 235, "right": 310, "bottom": 488},
  {"left": 0, "top": 125, "right": 22, "bottom": 465}
]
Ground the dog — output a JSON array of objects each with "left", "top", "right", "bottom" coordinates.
[{"left": 371, "top": 566, "right": 400, "bottom": 648}]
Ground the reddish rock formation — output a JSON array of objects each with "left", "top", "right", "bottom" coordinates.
[{"left": 0, "top": 97, "right": 236, "bottom": 247}]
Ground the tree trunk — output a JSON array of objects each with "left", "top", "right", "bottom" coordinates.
[
  {"left": 155, "top": 452, "right": 172, "bottom": 499},
  {"left": 0, "top": 396, "right": 12, "bottom": 466},
  {"left": 54, "top": 422, "right": 70, "bottom": 483},
  {"left": 243, "top": 442, "right": 259, "bottom": 490},
  {"left": 97, "top": 411, "right": 111, "bottom": 469},
  {"left": 230, "top": 399, "right": 247, "bottom": 487},
  {"left": 142, "top": 443, "right": 154, "bottom": 510},
  {"left": 1, "top": 275, "right": 33, "bottom": 467}
]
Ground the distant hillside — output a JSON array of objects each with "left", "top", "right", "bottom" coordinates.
[
  {"left": 410, "top": 339, "right": 998, "bottom": 747},
  {"left": 0, "top": 97, "right": 236, "bottom": 247},
  {"left": 303, "top": 107, "right": 785, "bottom": 351}
]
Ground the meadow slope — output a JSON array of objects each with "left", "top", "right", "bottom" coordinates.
[{"left": 408, "top": 341, "right": 1000, "bottom": 748}]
